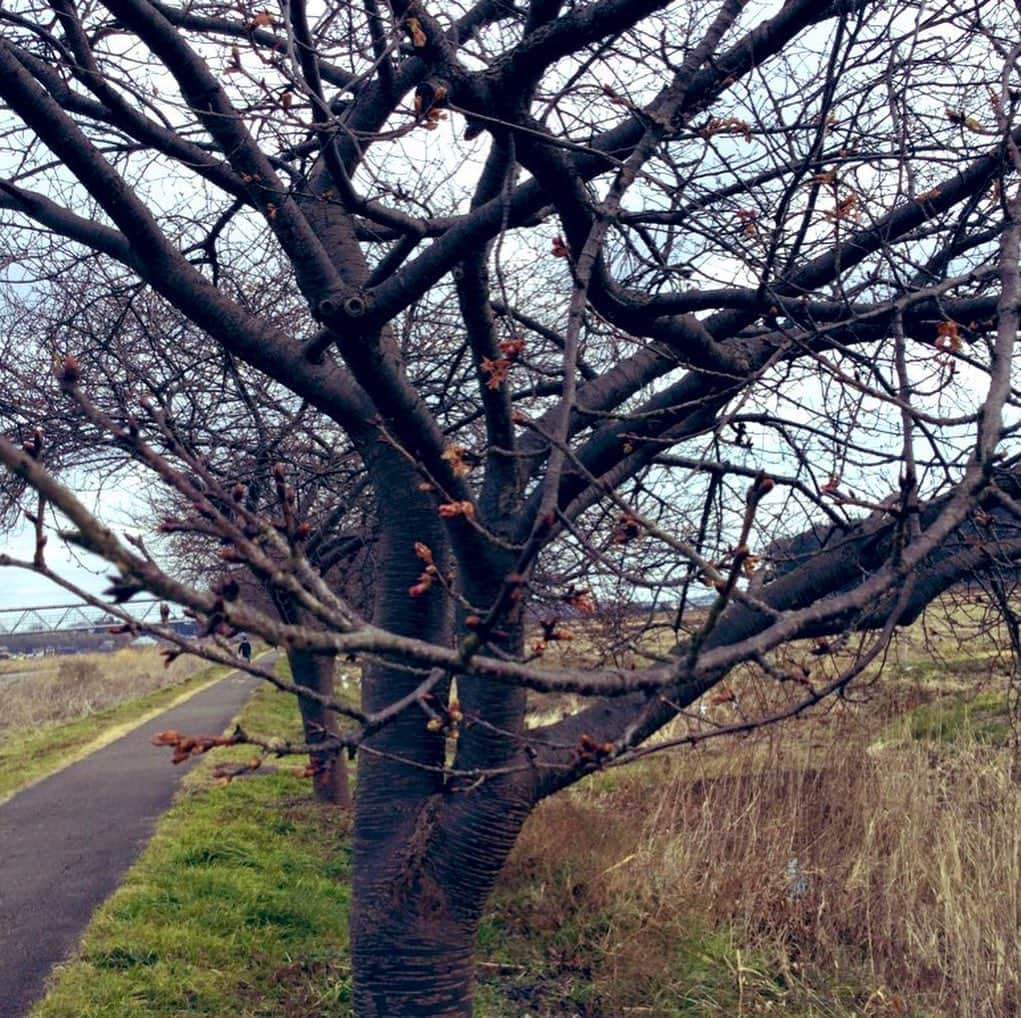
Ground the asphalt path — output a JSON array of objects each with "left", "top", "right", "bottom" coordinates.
[{"left": 0, "top": 669, "right": 259, "bottom": 1018}]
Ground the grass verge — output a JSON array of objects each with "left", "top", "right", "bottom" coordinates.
[
  {"left": 31, "top": 682, "right": 353, "bottom": 1018},
  {"left": 901, "top": 689, "right": 1012, "bottom": 745},
  {"left": 0, "top": 647, "right": 213, "bottom": 732},
  {"left": 476, "top": 722, "right": 1019, "bottom": 1017}
]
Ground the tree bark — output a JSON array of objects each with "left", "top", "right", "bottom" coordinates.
[
  {"left": 288, "top": 648, "right": 351, "bottom": 807},
  {"left": 351, "top": 782, "right": 533, "bottom": 1017},
  {"left": 348, "top": 440, "right": 540, "bottom": 1014},
  {"left": 351, "top": 830, "right": 478, "bottom": 1018},
  {"left": 350, "top": 440, "right": 456, "bottom": 1009}
]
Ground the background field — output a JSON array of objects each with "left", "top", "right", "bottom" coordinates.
[{"left": 8, "top": 611, "right": 1020, "bottom": 1017}]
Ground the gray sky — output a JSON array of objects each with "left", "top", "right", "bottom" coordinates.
[
  {"left": 0, "top": 471, "right": 148, "bottom": 611},
  {"left": 0, "top": 529, "right": 108, "bottom": 611}
]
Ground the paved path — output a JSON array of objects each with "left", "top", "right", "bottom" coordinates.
[{"left": 0, "top": 670, "right": 259, "bottom": 1018}]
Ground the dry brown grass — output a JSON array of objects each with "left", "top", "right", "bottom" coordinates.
[
  {"left": 0, "top": 647, "right": 207, "bottom": 734},
  {"left": 498, "top": 600, "right": 1021, "bottom": 1014},
  {"left": 491, "top": 709, "right": 1021, "bottom": 1016}
]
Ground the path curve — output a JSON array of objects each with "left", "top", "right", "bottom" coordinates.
[{"left": 0, "top": 669, "right": 260, "bottom": 1018}]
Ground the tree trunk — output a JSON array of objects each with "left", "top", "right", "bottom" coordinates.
[
  {"left": 351, "top": 781, "right": 533, "bottom": 1017},
  {"left": 288, "top": 648, "right": 351, "bottom": 807},
  {"left": 350, "top": 439, "right": 484, "bottom": 1013},
  {"left": 350, "top": 886, "right": 477, "bottom": 1017}
]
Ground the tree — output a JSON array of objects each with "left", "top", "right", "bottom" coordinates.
[
  {"left": 1, "top": 0, "right": 1021, "bottom": 1012},
  {"left": 0, "top": 271, "right": 372, "bottom": 801}
]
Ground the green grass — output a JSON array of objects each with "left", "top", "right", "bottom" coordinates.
[
  {"left": 902, "top": 689, "right": 1012, "bottom": 745},
  {"left": 31, "top": 682, "right": 353, "bottom": 1018},
  {"left": 474, "top": 808, "right": 896, "bottom": 1018},
  {"left": 27, "top": 674, "right": 859, "bottom": 1018},
  {"left": 476, "top": 909, "right": 798, "bottom": 1016},
  {"left": 476, "top": 923, "right": 912, "bottom": 1017},
  {"left": 0, "top": 664, "right": 230, "bottom": 802}
]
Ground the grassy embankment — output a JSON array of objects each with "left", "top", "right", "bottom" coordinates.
[
  {"left": 0, "top": 648, "right": 229, "bottom": 802},
  {"left": 28, "top": 609, "right": 1021, "bottom": 1017},
  {"left": 31, "top": 678, "right": 353, "bottom": 1018}
]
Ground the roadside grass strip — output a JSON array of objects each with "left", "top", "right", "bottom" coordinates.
[
  {"left": 31, "top": 684, "right": 353, "bottom": 1018},
  {"left": 29, "top": 650, "right": 1015, "bottom": 1017}
]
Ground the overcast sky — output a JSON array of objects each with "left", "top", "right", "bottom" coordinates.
[
  {"left": 0, "top": 470, "right": 150, "bottom": 613},
  {"left": 0, "top": 529, "right": 108, "bottom": 612}
]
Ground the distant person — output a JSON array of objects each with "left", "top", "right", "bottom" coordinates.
[{"left": 239, "top": 636, "right": 252, "bottom": 662}]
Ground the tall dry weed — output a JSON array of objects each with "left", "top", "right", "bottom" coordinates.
[
  {"left": 501, "top": 730, "right": 1021, "bottom": 1016},
  {"left": 0, "top": 648, "right": 206, "bottom": 733}
]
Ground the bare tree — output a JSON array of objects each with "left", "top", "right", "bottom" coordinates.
[
  {"left": 2, "top": 0, "right": 1021, "bottom": 1012},
  {"left": 0, "top": 272, "right": 371, "bottom": 801}
]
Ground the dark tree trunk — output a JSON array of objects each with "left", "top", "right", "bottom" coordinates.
[
  {"left": 350, "top": 839, "right": 479, "bottom": 1018},
  {"left": 350, "top": 781, "right": 533, "bottom": 1017},
  {"left": 288, "top": 648, "right": 351, "bottom": 807},
  {"left": 349, "top": 445, "right": 535, "bottom": 1012},
  {"left": 348, "top": 441, "right": 540, "bottom": 1014}
]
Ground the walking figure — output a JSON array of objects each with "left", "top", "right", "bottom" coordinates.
[{"left": 239, "top": 636, "right": 252, "bottom": 662}]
